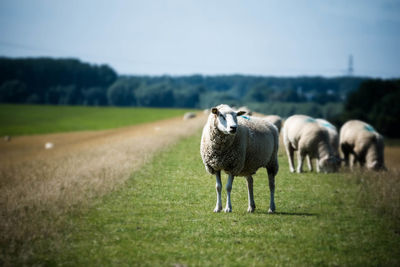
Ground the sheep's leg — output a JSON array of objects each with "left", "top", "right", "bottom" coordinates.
[
  {"left": 214, "top": 171, "right": 222, "bottom": 212},
  {"left": 267, "top": 170, "right": 276, "bottom": 213},
  {"left": 343, "top": 151, "right": 350, "bottom": 167},
  {"left": 224, "top": 174, "right": 234, "bottom": 213},
  {"left": 285, "top": 143, "right": 296, "bottom": 173},
  {"left": 307, "top": 155, "right": 313, "bottom": 171},
  {"left": 296, "top": 151, "right": 305, "bottom": 173},
  {"left": 246, "top": 176, "right": 256, "bottom": 213},
  {"left": 351, "top": 154, "right": 357, "bottom": 169},
  {"left": 316, "top": 159, "right": 321, "bottom": 173}
]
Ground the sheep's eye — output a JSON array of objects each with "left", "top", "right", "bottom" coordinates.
[{"left": 219, "top": 114, "right": 225, "bottom": 120}]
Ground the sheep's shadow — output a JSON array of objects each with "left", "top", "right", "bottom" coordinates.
[{"left": 260, "top": 211, "right": 318, "bottom": 217}]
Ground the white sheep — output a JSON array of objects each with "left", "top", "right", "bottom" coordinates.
[
  {"left": 200, "top": 104, "right": 279, "bottom": 213},
  {"left": 315, "top": 118, "right": 341, "bottom": 168},
  {"left": 264, "top": 115, "right": 283, "bottom": 133},
  {"left": 339, "top": 120, "right": 385, "bottom": 171},
  {"left": 237, "top": 106, "right": 253, "bottom": 116},
  {"left": 283, "top": 115, "right": 338, "bottom": 173},
  {"left": 183, "top": 112, "right": 196, "bottom": 120}
]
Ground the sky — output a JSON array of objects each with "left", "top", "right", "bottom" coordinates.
[{"left": 0, "top": 0, "right": 399, "bottom": 78}]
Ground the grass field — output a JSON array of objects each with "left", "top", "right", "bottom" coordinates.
[
  {"left": 28, "top": 131, "right": 399, "bottom": 266},
  {"left": 0, "top": 104, "right": 195, "bottom": 136}
]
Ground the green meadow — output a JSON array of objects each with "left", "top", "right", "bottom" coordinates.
[
  {"left": 0, "top": 104, "right": 194, "bottom": 136},
  {"left": 31, "top": 131, "right": 399, "bottom": 266}
]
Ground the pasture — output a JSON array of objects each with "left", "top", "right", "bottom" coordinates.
[
  {"left": 27, "top": 132, "right": 400, "bottom": 266},
  {"left": 0, "top": 104, "right": 399, "bottom": 265},
  {"left": 0, "top": 104, "right": 195, "bottom": 136}
]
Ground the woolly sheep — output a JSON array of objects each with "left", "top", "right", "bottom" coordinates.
[
  {"left": 340, "top": 120, "right": 385, "bottom": 171},
  {"left": 315, "top": 118, "right": 341, "bottom": 168},
  {"left": 200, "top": 104, "right": 279, "bottom": 213},
  {"left": 283, "top": 115, "right": 338, "bottom": 173},
  {"left": 237, "top": 106, "right": 253, "bottom": 116},
  {"left": 264, "top": 115, "right": 283, "bottom": 133}
]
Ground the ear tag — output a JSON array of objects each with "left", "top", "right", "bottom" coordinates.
[{"left": 240, "top": 115, "right": 251, "bottom": 121}]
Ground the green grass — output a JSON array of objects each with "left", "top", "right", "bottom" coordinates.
[
  {"left": 30, "top": 131, "right": 400, "bottom": 266},
  {"left": 0, "top": 104, "right": 195, "bottom": 136}
]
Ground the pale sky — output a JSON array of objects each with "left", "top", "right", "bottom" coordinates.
[{"left": 1, "top": 0, "right": 399, "bottom": 77}]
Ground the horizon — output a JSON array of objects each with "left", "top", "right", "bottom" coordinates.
[{"left": 1, "top": 1, "right": 399, "bottom": 78}]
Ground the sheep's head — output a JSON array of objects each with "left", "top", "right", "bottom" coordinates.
[
  {"left": 211, "top": 104, "right": 246, "bottom": 135},
  {"left": 318, "top": 156, "right": 339, "bottom": 173}
]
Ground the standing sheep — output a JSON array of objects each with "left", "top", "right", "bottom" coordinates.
[
  {"left": 264, "top": 115, "right": 283, "bottom": 133},
  {"left": 283, "top": 115, "right": 338, "bottom": 173},
  {"left": 340, "top": 120, "right": 385, "bottom": 171},
  {"left": 200, "top": 104, "right": 279, "bottom": 213}
]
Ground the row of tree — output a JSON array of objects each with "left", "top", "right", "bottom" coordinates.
[
  {"left": 0, "top": 57, "right": 399, "bottom": 137},
  {"left": 338, "top": 79, "right": 400, "bottom": 137},
  {"left": 0, "top": 57, "right": 366, "bottom": 108}
]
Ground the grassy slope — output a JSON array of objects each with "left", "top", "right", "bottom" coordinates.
[
  {"left": 0, "top": 104, "right": 194, "bottom": 136},
  {"left": 32, "top": 131, "right": 399, "bottom": 266}
]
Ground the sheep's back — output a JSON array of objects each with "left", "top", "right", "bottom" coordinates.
[
  {"left": 236, "top": 116, "right": 278, "bottom": 176},
  {"left": 284, "top": 115, "right": 323, "bottom": 149},
  {"left": 340, "top": 120, "right": 377, "bottom": 148}
]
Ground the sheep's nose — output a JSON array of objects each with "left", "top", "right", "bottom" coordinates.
[{"left": 229, "top": 126, "right": 237, "bottom": 133}]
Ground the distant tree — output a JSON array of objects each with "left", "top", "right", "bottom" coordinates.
[
  {"left": 82, "top": 87, "right": 107, "bottom": 106},
  {"left": 0, "top": 80, "right": 29, "bottom": 103},
  {"left": 135, "top": 83, "right": 174, "bottom": 107},
  {"left": 173, "top": 86, "right": 200, "bottom": 108},
  {"left": 107, "top": 80, "right": 136, "bottom": 106},
  {"left": 341, "top": 79, "right": 400, "bottom": 137},
  {"left": 45, "top": 85, "right": 82, "bottom": 105}
]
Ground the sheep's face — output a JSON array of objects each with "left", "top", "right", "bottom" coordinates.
[
  {"left": 212, "top": 105, "right": 246, "bottom": 135},
  {"left": 318, "top": 156, "right": 338, "bottom": 173}
]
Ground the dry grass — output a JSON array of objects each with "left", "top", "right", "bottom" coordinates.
[
  {"left": 0, "top": 114, "right": 206, "bottom": 264},
  {"left": 345, "top": 145, "right": 400, "bottom": 229}
]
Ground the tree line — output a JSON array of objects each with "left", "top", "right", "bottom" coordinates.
[{"left": 0, "top": 57, "right": 399, "bottom": 137}]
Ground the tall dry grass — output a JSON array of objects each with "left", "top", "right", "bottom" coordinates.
[
  {"left": 349, "top": 145, "right": 400, "bottom": 229},
  {"left": 0, "top": 114, "right": 206, "bottom": 265}
]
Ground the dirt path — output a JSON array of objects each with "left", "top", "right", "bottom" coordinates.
[{"left": 0, "top": 113, "right": 207, "bottom": 247}]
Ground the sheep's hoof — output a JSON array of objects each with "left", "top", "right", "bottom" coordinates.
[
  {"left": 224, "top": 207, "right": 232, "bottom": 213},
  {"left": 289, "top": 168, "right": 295, "bottom": 173},
  {"left": 247, "top": 206, "right": 255, "bottom": 213},
  {"left": 268, "top": 208, "right": 275, "bottom": 214},
  {"left": 213, "top": 207, "right": 222, "bottom": 213}
]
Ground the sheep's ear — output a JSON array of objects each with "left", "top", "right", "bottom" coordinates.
[
  {"left": 237, "top": 111, "right": 246, "bottom": 116},
  {"left": 211, "top": 107, "right": 219, "bottom": 115}
]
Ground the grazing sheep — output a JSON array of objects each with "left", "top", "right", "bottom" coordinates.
[
  {"left": 283, "top": 115, "right": 338, "bottom": 173},
  {"left": 315, "top": 118, "right": 341, "bottom": 169},
  {"left": 183, "top": 112, "right": 196, "bottom": 120},
  {"left": 45, "top": 142, "right": 54, "bottom": 149},
  {"left": 264, "top": 115, "right": 283, "bottom": 133},
  {"left": 200, "top": 104, "right": 279, "bottom": 213},
  {"left": 340, "top": 120, "right": 385, "bottom": 171}
]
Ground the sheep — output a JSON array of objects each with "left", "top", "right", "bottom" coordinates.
[
  {"left": 45, "top": 142, "right": 54, "bottom": 149},
  {"left": 200, "top": 104, "right": 279, "bottom": 213},
  {"left": 315, "top": 118, "right": 341, "bottom": 169},
  {"left": 264, "top": 115, "right": 283, "bottom": 133},
  {"left": 237, "top": 106, "right": 253, "bottom": 116},
  {"left": 282, "top": 115, "right": 338, "bottom": 173},
  {"left": 339, "top": 120, "right": 385, "bottom": 171},
  {"left": 183, "top": 112, "right": 196, "bottom": 120}
]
